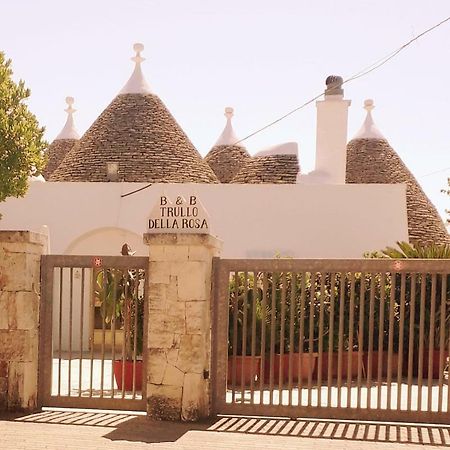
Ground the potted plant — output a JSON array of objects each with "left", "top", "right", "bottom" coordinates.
[
  {"left": 227, "top": 272, "right": 263, "bottom": 386},
  {"left": 320, "top": 272, "right": 364, "bottom": 380},
  {"left": 370, "top": 241, "right": 450, "bottom": 379},
  {"left": 412, "top": 272, "right": 449, "bottom": 379},
  {"left": 361, "top": 272, "right": 403, "bottom": 380},
  {"left": 94, "top": 245, "right": 144, "bottom": 391},
  {"left": 263, "top": 271, "right": 318, "bottom": 384}
]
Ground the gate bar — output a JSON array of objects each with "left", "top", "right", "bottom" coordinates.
[{"left": 39, "top": 255, "right": 148, "bottom": 411}]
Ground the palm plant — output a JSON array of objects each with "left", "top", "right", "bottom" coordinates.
[
  {"left": 368, "top": 241, "right": 450, "bottom": 377},
  {"left": 379, "top": 241, "right": 450, "bottom": 259},
  {"left": 94, "top": 267, "right": 144, "bottom": 360}
]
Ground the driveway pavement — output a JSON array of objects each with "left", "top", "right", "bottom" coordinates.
[{"left": 0, "top": 409, "right": 449, "bottom": 449}]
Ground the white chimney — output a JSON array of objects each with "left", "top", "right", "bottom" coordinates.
[{"left": 314, "top": 75, "right": 351, "bottom": 184}]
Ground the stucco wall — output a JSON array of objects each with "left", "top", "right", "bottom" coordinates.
[
  {"left": 51, "top": 268, "right": 91, "bottom": 352},
  {"left": 0, "top": 182, "right": 408, "bottom": 258}
]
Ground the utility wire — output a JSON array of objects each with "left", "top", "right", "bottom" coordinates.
[
  {"left": 121, "top": 15, "right": 450, "bottom": 198},
  {"left": 121, "top": 183, "right": 153, "bottom": 198},
  {"left": 344, "top": 16, "right": 450, "bottom": 84},
  {"left": 418, "top": 167, "right": 450, "bottom": 178},
  {"left": 233, "top": 15, "right": 450, "bottom": 146}
]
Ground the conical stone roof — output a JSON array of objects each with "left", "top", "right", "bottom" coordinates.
[
  {"left": 43, "top": 139, "right": 77, "bottom": 180},
  {"left": 205, "top": 145, "right": 250, "bottom": 183},
  {"left": 346, "top": 100, "right": 449, "bottom": 245},
  {"left": 43, "top": 97, "right": 79, "bottom": 179},
  {"left": 50, "top": 44, "right": 218, "bottom": 183},
  {"left": 231, "top": 154, "right": 299, "bottom": 184},
  {"left": 204, "top": 107, "right": 250, "bottom": 183}
]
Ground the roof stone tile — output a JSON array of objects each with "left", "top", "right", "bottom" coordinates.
[
  {"left": 231, "top": 154, "right": 299, "bottom": 184},
  {"left": 50, "top": 93, "right": 218, "bottom": 183},
  {"left": 205, "top": 145, "right": 251, "bottom": 183},
  {"left": 43, "top": 139, "right": 77, "bottom": 180},
  {"left": 346, "top": 138, "right": 449, "bottom": 245}
]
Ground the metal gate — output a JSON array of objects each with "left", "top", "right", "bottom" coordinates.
[
  {"left": 39, "top": 255, "right": 148, "bottom": 411},
  {"left": 212, "top": 258, "right": 450, "bottom": 424}
]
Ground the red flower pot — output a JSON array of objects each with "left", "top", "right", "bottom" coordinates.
[
  {"left": 364, "top": 351, "right": 401, "bottom": 378},
  {"left": 320, "top": 351, "right": 363, "bottom": 379},
  {"left": 113, "top": 360, "right": 143, "bottom": 391},
  {"left": 263, "top": 353, "right": 317, "bottom": 384},
  {"left": 227, "top": 356, "right": 261, "bottom": 386},
  {"left": 416, "top": 349, "right": 449, "bottom": 379}
]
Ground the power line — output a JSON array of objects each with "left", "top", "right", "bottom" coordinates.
[
  {"left": 343, "top": 15, "right": 450, "bottom": 84},
  {"left": 121, "top": 183, "right": 152, "bottom": 198},
  {"left": 418, "top": 167, "right": 450, "bottom": 178},
  {"left": 121, "top": 15, "right": 450, "bottom": 198},
  {"left": 233, "top": 15, "right": 450, "bottom": 146}
]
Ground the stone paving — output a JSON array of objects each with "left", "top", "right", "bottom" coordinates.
[
  {"left": 51, "top": 358, "right": 142, "bottom": 399},
  {"left": 1, "top": 409, "right": 450, "bottom": 449},
  {"left": 230, "top": 382, "right": 448, "bottom": 411},
  {"left": 53, "top": 357, "right": 448, "bottom": 412}
]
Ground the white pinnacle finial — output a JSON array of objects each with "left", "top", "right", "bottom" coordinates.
[
  {"left": 132, "top": 43, "right": 145, "bottom": 63},
  {"left": 65, "top": 96, "right": 76, "bottom": 113},
  {"left": 224, "top": 107, "right": 234, "bottom": 119},
  {"left": 214, "top": 106, "right": 243, "bottom": 147},
  {"left": 352, "top": 98, "right": 386, "bottom": 140},
  {"left": 364, "top": 98, "right": 375, "bottom": 112},
  {"left": 55, "top": 96, "right": 80, "bottom": 140},
  {"left": 120, "top": 42, "right": 151, "bottom": 94}
]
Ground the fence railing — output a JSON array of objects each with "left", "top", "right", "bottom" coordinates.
[
  {"left": 39, "top": 255, "right": 148, "bottom": 410},
  {"left": 213, "top": 258, "right": 450, "bottom": 423}
]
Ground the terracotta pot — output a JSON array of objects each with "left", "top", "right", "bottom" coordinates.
[
  {"left": 415, "top": 349, "right": 449, "bottom": 379},
  {"left": 263, "top": 353, "right": 317, "bottom": 383},
  {"left": 364, "top": 351, "right": 401, "bottom": 378},
  {"left": 320, "top": 351, "right": 363, "bottom": 379},
  {"left": 113, "top": 360, "right": 143, "bottom": 391},
  {"left": 227, "top": 356, "right": 261, "bottom": 386}
]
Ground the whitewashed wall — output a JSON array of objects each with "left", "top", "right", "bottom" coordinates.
[
  {"left": 0, "top": 182, "right": 408, "bottom": 258},
  {"left": 52, "top": 267, "right": 91, "bottom": 352}
]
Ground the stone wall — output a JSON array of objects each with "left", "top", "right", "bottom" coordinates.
[
  {"left": 0, "top": 231, "right": 46, "bottom": 411},
  {"left": 144, "top": 233, "right": 222, "bottom": 421}
]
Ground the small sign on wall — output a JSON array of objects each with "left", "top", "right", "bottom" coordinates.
[
  {"left": 147, "top": 195, "right": 210, "bottom": 234},
  {"left": 92, "top": 257, "right": 103, "bottom": 268}
]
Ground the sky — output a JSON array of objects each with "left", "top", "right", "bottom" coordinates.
[{"left": 1, "top": 0, "right": 449, "bottom": 222}]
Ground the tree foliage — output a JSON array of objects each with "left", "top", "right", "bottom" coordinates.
[
  {"left": 0, "top": 52, "right": 47, "bottom": 203},
  {"left": 367, "top": 240, "right": 450, "bottom": 259}
]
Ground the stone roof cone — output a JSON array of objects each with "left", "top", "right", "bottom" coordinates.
[
  {"left": 231, "top": 154, "right": 299, "bottom": 184},
  {"left": 50, "top": 44, "right": 218, "bottom": 183},
  {"left": 204, "top": 107, "right": 250, "bottom": 183},
  {"left": 346, "top": 99, "right": 449, "bottom": 245},
  {"left": 232, "top": 143, "right": 299, "bottom": 184},
  {"left": 43, "top": 97, "right": 80, "bottom": 179}
]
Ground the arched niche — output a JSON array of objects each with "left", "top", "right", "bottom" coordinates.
[{"left": 64, "top": 227, "right": 147, "bottom": 256}]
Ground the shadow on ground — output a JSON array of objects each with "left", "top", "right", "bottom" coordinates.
[
  {"left": 4, "top": 410, "right": 450, "bottom": 446},
  {"left": 210, "top": 416, "right": 450, "bottom": 447},
  {"left": 8, "top": 410, "right": 211, "bottom": 444}
]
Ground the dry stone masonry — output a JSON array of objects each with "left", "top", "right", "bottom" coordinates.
[
  {"left": 50, "top": 93, "right": 218, "bottom": 183},
  {"left": 231, "top": 154, "right": 299, "bottom": 184},
  {"left": 0, "top": 231, "right": 46, "bottom": 411},
  {"left": 50, "top": 45, "right": 218, "bottom": 184},
  {"left": 346, "top": 138, "right": 449, "bottom": 245},
  {"left": 42, "top": 139, "right": 77, "bottom": 179},
  {"left": 204, "top": 145, "right": 251, "bottom": 183},
  {"left": 144, "top": 233, "right": 221, "bottom": 421}
]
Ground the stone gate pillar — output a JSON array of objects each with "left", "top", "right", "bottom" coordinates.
[
  {"left": 143, "top": 233, "right": 222, "bottom": 421},
  {"left": 0, "top": 231, "right": 47, "bottom": 411}
]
